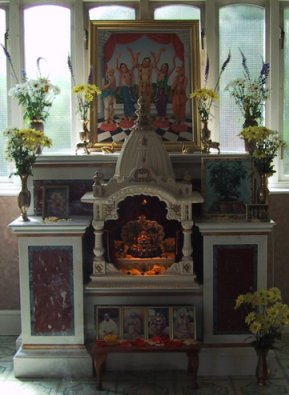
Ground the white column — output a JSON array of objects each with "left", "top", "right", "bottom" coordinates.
[
  {"left": 92, "top": 219, "right": 106, "bottom": 275},
  {"left": 181, "top": 220, "right": 194, "bottom": 274}
]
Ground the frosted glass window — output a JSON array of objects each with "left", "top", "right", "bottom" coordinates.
[
  {"left": 0, "top": 9, "right": 8, "bottom": 178},
  {"left": 89, "top": 6, "right": 135, "bottom": 20},
  {"left": 24, "top": 5, "right": 71, "bottom": 152},
  {"left": 219, "top": 5, "right": 265, "bottom": 152},
  {"left": 283, "top": 8, "right": 289, "bottom": 175},
  {"left": 154, "top": 5, "right": 200, "bottom": 20}
]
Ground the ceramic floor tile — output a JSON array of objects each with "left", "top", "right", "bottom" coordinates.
[
  {"left": 1, "top": 335, "right": 289, "bottom": 395},
  {"left": 0, "top": 361, "right": 14, "bottom": 380},
  {"left": 0, "top": 379, "right": 59, "bottom": 395},
  {"left": 233, "top": 378, "right": 289, "bottom": 395},
  {"left": 57, "top": 380, "right": 104, "bottom": 395}
]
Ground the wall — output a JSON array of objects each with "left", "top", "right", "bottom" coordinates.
[
  {"left": 1, "top": 192, "right": 289, "bottom": 312},
  {"left": 0, "top": 196, "right": 20, "bottom": 309}
]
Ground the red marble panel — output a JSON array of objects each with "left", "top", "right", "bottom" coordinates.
[
  {"left": 213, "top": 244, "right": 257, "bottom": 334},
  {"left": 29, "top": 246, "right": 74, "bottom": 335}
]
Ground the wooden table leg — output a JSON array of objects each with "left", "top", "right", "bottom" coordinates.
[
  {"left": 93, "top": 352, "right": 107, "bottom": 390},
  {"left": 187, "top": 351, "right": 199, "bottom": 389}
]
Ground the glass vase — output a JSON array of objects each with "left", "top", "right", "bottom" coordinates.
[
  {"left": 77, "top": 120, "right": 90, "bottom": 155},
  {"left": 30, "top": 120, "right": 44, "bottom": 154},
  {"left": 255, "top": 348, "right": 270, "bottom": 386},
  {"left": 258, "top": 173, "right": 270, "bottom": 204},
  {"left": 201, "top": 121, "right": 211, "bottom": 153},
  {"left": 243, "top": 117, "right": 258, "bottom": 129},
  {"left": 18, "top": 174, "right": 31, "bottom": 222}
]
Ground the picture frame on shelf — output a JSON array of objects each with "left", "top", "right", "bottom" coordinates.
[
  {"left": 201, "top": 156, "right": 254, "bottom": 218},
  {"left": 96, "top": 306, "right": 121, "bottom": 340},
  {"left": 89, "top": 20, "right": 201, "bottom": 152},
  {"left": 42, "top": 185, "right": 69, "bottom": 219},
  {"left": 122, "top": 306, "right": 146, "bottom": 340},
  {"left": 172, "top": 305, "right": 196, "bottom": 340},
  {"left": 147, "top": 306, "right": 170, "bottom": 339}
]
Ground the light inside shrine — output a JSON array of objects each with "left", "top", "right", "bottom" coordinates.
[{"left": 103, "top": 195, "right": 182, "bottom": 275}]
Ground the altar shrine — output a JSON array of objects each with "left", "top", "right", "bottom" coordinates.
[{"left": 9, "top": 116, "right": 274, "bottom": 377}]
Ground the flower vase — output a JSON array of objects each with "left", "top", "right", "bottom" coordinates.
[
  {"left": 258, "top": 173, "right": 270, "bottom": 204},
  {"left": 201, "top": 121, "right": 211, "bottom": 153},
  {"left": 244, "top": 139, "right": 256, "bottom": 155},
  {"left": 30, "top": 120, "right": 44, "bottom": 154},
  {"left": 17, "top": 174, "right": 31, "bottom": 222},
  {"left": 243, "top": 117, "right": 258, "bottom": 129},
  {"left": 78, "top": 120, "right": 90, "bottom": 155},
  {"left": 255, "top": 349, "right": 270, "bottom": 386}
]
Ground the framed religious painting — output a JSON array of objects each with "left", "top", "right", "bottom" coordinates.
[
  {"left": 89, "top": 20, "right": 201, "bottom": 152},
  {"left": 122, "top": 306, "right": 146, "bottom": 340},
  {"left": 201, "top": 156, "right": 254, "bottom": 218},
  {"left": 42, "top": 185, "right": 69, "bottom": 219},
  {"left": 147, "top": 306, "right": 170, "bottom": 339},
  {"left": 172, "top": 305, "right": 196, "bottom": 340},
  {"left": 95, "top": 306, "right": 121, "bottom": 340}
]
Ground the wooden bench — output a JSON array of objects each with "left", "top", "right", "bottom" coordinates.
[{"left": 91, "top": 341, "right": 201, "bottom": 390}]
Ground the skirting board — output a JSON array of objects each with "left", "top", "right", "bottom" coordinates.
[{"left": 0, "top": 310, "right": 21, "bottom": 335}]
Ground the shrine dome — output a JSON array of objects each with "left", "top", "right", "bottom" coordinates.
[{"left": 113, "top": 121, "right": 175, "bottom": 183}]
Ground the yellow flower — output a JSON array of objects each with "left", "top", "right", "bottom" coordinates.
[
  {"left": 72, "top": 83, "right": 101, "bottom": 121},
  {"left": 249, "top": 321, "right": 261, "bottom": 334},
  {"left": 245, "top": 312, "right": 256, "bottom": 325},
  {"left": 235, "top": 287, "right": 289, "bottom": 348}
]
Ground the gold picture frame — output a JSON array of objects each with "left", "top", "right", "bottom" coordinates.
[{"left": 89, "top": 20, "right": 201, "bottom": 152}]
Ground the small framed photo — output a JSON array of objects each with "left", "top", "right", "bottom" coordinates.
[
  {"left": 147, "top": 307, "right": 170, "bottom": 339},
  {"left": 122, "top": 307, "right": 145, "bottom": 340},
  {"left": 42, "top": 185, "right": 69, "bottom": 219},
  {"left": 246, "top": 204, "right": 270, "bottom": 222},
  {"left": 96, "top": 306, "right": 121, "bottom": 340},
  {"left": 172, "top": 306, "right": 196, "bottom": 340}
]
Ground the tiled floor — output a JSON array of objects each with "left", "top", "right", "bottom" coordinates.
[{"left": 0, "top": 335, "right": 289, "bottom": 394}]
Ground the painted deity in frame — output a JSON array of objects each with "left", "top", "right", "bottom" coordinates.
[{"left": 89, "top": 21, "right": 201, "bottom": 151}]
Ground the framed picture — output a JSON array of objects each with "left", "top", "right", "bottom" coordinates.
[
  {"left": 122, "top": 307, "right": 145, "bottom": 340},
  {"left": 89, "top": 20, "right": 201, "bottom": 151},
  {"left": 96, "top": 306, "right": 121, "bottom": 340},
  {"left": 147, "top": 306, "right": 170, "bottom": 339},
  {"left": 201, "top": 156, "right": 254, "bottom": 218},
  {"left": 42, "top": 185, "right": 69, "bottom": 219},
  {"left": 172, "top": 306, "right": 196, "bottom": 340}
]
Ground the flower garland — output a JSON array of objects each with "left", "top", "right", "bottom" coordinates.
[{"left": 235, "top": 287, "right": 289, "bottom": 350}]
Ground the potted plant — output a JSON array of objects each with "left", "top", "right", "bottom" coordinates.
[
  {"left": 1, "top": 45, "right": 60, "bottom": 126},
  {"left": 68, "top": 56, "right": 101, "bottom": 153},
  {"left": 225, "top": 49, "right": 270, "bottom": 128},
  {"left": 235, "top": 287, "right": 289, "bottom": 385},
  {"left": 239, "top": 126, "right": 286, "bottom": 203},
  {"left": 4, "top": 127, "right": 52, "bottom": 221},
  {"left": 190, "top": 51, "right": 230, "bottom": 152}
]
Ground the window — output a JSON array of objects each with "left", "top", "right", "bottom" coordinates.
[
  {"left": 154, "top": 4, "right": 200, "bottom": 20},
  {"left": 1, "top": 1, "right": 288, "bottom": 187},
  {"left": 89, "top": 5, "right": 136, "bottom": 20},
  {"left": 0, "top": 8, "right": 8, "bottom": 178},
  {"left": 219, "top": 5, "right": 265, "bottom": 152},
  {"left": 283, "top": 7, "right": 289, "bottom": 176},
  {"left": 23, "top": 5, "right": 71, "bottom": 153}
]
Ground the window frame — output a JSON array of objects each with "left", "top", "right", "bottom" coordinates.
[{"left": 1, "top": 0, "right": 289, "bottom": 193}]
